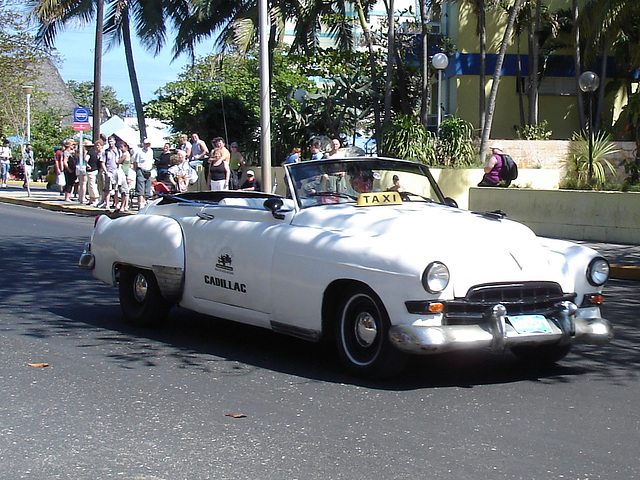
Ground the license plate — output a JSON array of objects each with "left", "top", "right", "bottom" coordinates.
[{"left": 508, "top": 315, "right": 553, "bottom": 334}]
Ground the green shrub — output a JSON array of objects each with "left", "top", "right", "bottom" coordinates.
[
  {"left": 437, "top": 116, "right": 477, "bottom": 167},
  {"left": 380, "top": 115, "right": 438, "bottom": 165},
  {"left": 560, "top": 132, "right": 618, "bottom": 188},
  {"left": 515, "top": 120, "right": 552, "bottom": 140}
]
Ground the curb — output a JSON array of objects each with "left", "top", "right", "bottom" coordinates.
[{"left": 0, "top": 193, "right": 133, "bottom": 218}]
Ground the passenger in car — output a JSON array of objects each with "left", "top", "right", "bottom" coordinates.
[{"left": 387, "top": 175, "right": 405, "bottom": 192}]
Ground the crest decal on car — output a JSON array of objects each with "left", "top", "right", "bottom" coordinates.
[{"left": 216, "top": 250, "right": 233, "bottom": 273}]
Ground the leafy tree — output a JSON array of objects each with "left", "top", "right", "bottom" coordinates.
[
  {"left": 66, "top": 80, "right": 128, "bottom": 117},
  {"left": 30, "top": 0, "right": 191, "bottom": 142},
  {"left": 30, "top": 106, "right": 75, "bottom": 167},
  {"left": 0, "top": 0, "right": 42, "bottom": 139},
  {"left": 147, "top": 51, "right": 315, "bottom": 161}
]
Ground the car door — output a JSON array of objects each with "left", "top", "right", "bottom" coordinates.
[{"left": 181, "top": 202, "right": 291, "bottom": 318}]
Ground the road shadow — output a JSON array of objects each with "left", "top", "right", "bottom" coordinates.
[{"left": 2, "top": 235, "right": 637, "bottom": 391}]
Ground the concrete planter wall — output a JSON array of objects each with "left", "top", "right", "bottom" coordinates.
[
  {"left": 431, "top": 168, "right": 561, "bottom": 210},
  {"left": 469, "top": 187, "right": 640, "bottom": 244}
]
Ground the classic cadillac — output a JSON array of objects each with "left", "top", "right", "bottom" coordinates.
[{"left": 79, "top": 157, "right": 613, "bottom": 378}]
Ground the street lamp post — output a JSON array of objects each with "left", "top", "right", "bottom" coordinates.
[
  {"left": 22, "top": 85, "right": 33, "bottom": 197},
  {"left": 578, "top": 71, "right": 600, "bottom": 186},
  {"left": 432, "top": 53, "right": 449, "bottom": 133}
]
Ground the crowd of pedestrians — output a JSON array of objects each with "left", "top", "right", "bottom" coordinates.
[
  {"left": 20, "top": 132, "right": 256, "bottom": 211},
  {"left": 0, "top": 133, "right": 352, "bottom": 209}
]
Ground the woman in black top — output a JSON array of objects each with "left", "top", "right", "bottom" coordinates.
[{"left": 207, "top": 147, "right": 230, "bottom": 190}]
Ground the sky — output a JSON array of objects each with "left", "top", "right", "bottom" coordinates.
[{"left": 52, "top": 23, "right": 214, "bottom": 105}]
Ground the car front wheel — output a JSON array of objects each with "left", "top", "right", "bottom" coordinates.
[
  {"left": 335, "top": 286, "right": 409, "bottom": 379},
  {"left": 118, "top": 266, "right": 171, "bottom": 327}
]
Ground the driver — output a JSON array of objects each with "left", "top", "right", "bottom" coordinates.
[{"left": 347, "top": 168, "right": 374, "bottom": 194}]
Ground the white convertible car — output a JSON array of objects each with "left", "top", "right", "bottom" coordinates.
[{"left": 79, "top": 157, "right": 613, "bottom": 378}]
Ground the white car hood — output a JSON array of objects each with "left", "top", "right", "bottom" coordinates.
[{"left": 292, "top": 203, "right": 571, "bottom": 297}]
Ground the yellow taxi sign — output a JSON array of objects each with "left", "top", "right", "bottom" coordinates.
[{"left": 356, "top": 191, "right": 403, "bottom": 207}]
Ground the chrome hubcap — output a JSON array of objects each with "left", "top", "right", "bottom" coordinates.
[
  {"left": 133, "top": 273, "right": 149, "bottom": 303},
  {"left": 354, "top": 312, "right": 378, "bottom": 347}
]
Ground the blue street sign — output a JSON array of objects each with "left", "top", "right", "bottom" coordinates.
[{"left": 73, "top": 107, "right": 90, "bottom": 123}]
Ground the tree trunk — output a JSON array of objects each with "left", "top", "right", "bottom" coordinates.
[
  {"left": 478, "top": 0, "right": 486, "bottom": 133},
  {"left": 383, "top": 0, "right": 395, "bottom": 130},
  {"left": 479, "top": 0, "right": 523, "bottom": 161},
  {"left": 92, "top": 0, "right": 103, "bottom": 143},
  {"left": 121, "top": 14, "right": 147, "bottom": 144},
  {"left": 419, "top": 0, "right": 430, "bottom": 128},
  {"left": 595, "top": 41, "right": 608, "bottom": 137},
  {"left": 572, "top": 0, "right": 585, "bottom": 131},
  {"left": 516, "top": 36, "right": 525, "bottom": 127},
  {"left": 527, "top": 0, "right": 541, "bottom": 125},
  {"left": 355, "top": 0, "right": 382, "bottom": 146},
  {"left": 393, "top": 43, "right": 413, "bottom": 115}
]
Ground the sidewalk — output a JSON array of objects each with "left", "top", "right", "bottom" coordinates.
[
  {"left": 1, "top": 179, "right": 638, "bottom": 280},
  {"left": 0, "top": 180, "right": 134, "bottom": 217}
]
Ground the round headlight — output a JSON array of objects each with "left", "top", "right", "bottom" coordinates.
[
  {"left": 422, "top": 262, "right": 450, "bottom": 293},
  {"left": 587, "top": 257, "right": 610, "bottom": 286}
]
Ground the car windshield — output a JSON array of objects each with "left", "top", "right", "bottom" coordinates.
[{"left": 285, "top": 157, "right": 447, "bottom": 209}]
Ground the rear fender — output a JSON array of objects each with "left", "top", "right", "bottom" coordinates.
[{"left": 91, "top": 215, "right": 185, "bottom": 301}]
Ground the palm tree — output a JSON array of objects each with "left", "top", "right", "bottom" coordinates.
[
  {"left": 577, "top": 0, "right": 640, "bottom": 181},
  {"left": 30, "top": 0, "right": 188, "bottom": 143},
  {"left": 174, "top": 0, "right": 354, "bottom": 60},
  {"left": 382, "top": 0, "right": 394, "bottom": 130},
  {"left": 29, "top": 0, "right": 104, "bottom": 141},
  {"left": 173, "top": 0, "right": 377, "bottom": 145},
  {"left": 479, "top": 0, "right": 523, "bottom": 161},
  {"left": 462, "top": 0, "right": 488, "bottom": 134},
  {"left": 102, "top": 0, "right": 192, "bottom": 141}
]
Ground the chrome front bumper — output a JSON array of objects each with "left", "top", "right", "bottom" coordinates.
[{"left": 389, "top": 302, "right": 613, "bottom": 355}]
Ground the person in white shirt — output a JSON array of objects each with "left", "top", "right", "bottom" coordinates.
[
  {"left": 167, "top": 150, "right": 199, "bottom": 192},
  {"left": 0, "top": 139, "right": 12, "bottom": 188},
  {"left": 132, "top": 138, "right": 155, "bottom": 209},
  {"left": 21, "top": 143, "right": 35, "bottom": 189},
  {"left": 189, "top": 133, "right": 209, "bottom": 166}
]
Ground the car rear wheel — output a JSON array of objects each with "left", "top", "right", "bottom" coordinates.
[
  {"left": 335, "top": 286, "right": 409, "bottom": 379},
  {"left": 118, "top": 266, "right": 171, "bottom": 327},
  {"left": 511, "top": 343, "right": 572, "bottom": 365}
]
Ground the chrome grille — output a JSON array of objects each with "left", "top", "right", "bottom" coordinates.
[{"left": 444, "top": 282, "right": 575, "bottom": 325}]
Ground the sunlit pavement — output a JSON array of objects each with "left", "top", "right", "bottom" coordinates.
[
  {"left": 0, "top": 180, "right": 134, "bottom": 217},
  {"left": 1, "top": 179, "right": 638, "bottom": 280}
]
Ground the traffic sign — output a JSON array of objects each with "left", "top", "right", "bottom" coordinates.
[
  {"left": 73, "top": 107, "right": 91, "bottom": 131},
  {"left": 73, "top": 122, "right": 90, "bottom": 131},
  {"left": 73, "top": 107, "right": 90, "bottom": 123}
]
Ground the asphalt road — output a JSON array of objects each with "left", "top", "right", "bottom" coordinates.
[{"left": 1, "top": 203, "right": 639, "bottom": 480}]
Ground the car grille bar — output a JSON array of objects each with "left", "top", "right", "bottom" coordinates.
[{"left": 444, "top": 281, "right": 576, "bottom": 325}]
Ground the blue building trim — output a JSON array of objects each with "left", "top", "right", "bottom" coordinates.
[{"left": 450, "top": 52, "right": 619, "bottom": 78}]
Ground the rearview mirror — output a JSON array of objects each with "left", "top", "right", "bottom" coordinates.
[{"left": 264, "top": 197, "right": 285, "bottom": 219}]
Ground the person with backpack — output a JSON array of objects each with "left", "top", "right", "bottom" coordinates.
[{"left": 478, "top": 142, "right": 517, "bottom": 187}]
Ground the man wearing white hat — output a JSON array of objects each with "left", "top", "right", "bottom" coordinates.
[
  {"left": 240, "top": 170, "right": 261, "bottom": 191},
  {"left": 478, "top": 142, "right": 505, "bottom": 187},
  {"left": 133, "top": 138, "right": 155, "bottom": 209}
]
